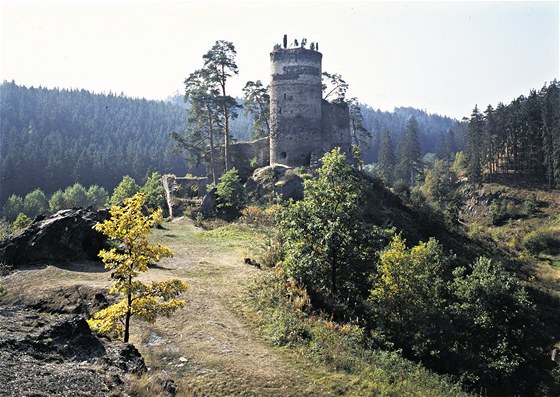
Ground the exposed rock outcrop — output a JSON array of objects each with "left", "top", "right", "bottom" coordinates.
[
  {"left": 0, "top": 208, "right": 109, "bottom": 266},
  {"left": 0, "top": 305, "right": 145, "bottom": 397},
  {"left": 2, "top": 283, "right": 113, "bottom": 318},
  {"left": 199, "top": 187, "right": 218, "bottom": 218},
  {"left": 245, "top": 164, "right": 304, "bottom": 204}
]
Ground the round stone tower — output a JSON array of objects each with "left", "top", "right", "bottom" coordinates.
[{"left": 269, "top": 45, "right": 323, "bottom": 166}]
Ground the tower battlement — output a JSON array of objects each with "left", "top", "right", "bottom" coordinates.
[{"left": 269, "top": 36, "right": 351, "bottom": 167}]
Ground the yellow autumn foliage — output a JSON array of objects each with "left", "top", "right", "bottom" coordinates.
[{"left": 87, "top": 193, "right": 188, "bottom": 342}]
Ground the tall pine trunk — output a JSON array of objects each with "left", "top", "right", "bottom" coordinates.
[
  {"left": 221, "top": 64, "right": 229, "bottom": 171},
  {"left": 206, "top": 104, "right": 217, "bottom": 184}
]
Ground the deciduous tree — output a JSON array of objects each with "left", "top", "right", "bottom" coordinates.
[
  {"left": 242, "top": 80, "right": 270, "bottom": 138},
  {"left": 23, "top": 188, "right": 48, "bottom": 218},
  {"left": 279, "top": 149, "right": 388, "bottom": 317},
  {"left": 88, "top": 193, "right": 188, "bottom": 343},
  {"left": 2, "top": 194, "right": 24, "bottom": 222},
  {"left": 370, "top": 234, "right": 450, "bottom": 359},
  {"left": 109, "top": 175, "right": 140, "bottom": 205}
]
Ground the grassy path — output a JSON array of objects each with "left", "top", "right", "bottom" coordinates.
[
  {"left": 0, "top": 218, "right": 320, "bottom": 396},
  {"left": 129, "top": 218, "right": 320, "bottom": 396}
]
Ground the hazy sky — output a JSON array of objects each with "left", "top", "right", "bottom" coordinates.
[{"left": 1, "top": 0, "right": 558, "bottom": 119}]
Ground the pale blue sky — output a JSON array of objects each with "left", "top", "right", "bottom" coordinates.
[{"left": 1, "top": 1, "right": 558, "bottom": 119}]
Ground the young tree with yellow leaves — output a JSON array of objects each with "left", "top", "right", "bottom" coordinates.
[{"left": 88, "top": 192, "right": 188, "bottom": 343}]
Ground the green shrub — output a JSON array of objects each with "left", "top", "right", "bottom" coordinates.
[
  {"left": 523, "top": 194, "right": 539, "bottom": 215},
  {"left": 490, "top": 199, "right": 513, "bottom": 225},
  {"left": 523, "top": 228, "right": 560, "bottom": 255},
  {"left": 248, "top": 269, "right": 469, "bottom": 396},
  {"left": 193, "top": 212, "right": 204, "bottom": 228},
  {"left": 140, "top": 172, "right": 166, "bottom": 212},
  {"left": 215, "top": 168, "right": 245, "bottom": 216}
]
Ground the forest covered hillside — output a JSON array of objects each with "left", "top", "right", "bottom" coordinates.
[
  {"left": 0, "top": 82, "right": 459, "bottom": 207},
  {"left": 0, "top": 81, "right": 187, "bottom": 204},
  {"left": 360, "top": 105, "right": 460, "bottom": 163}
]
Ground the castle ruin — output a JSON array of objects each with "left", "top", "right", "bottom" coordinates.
[
  {"left": 269, "top": 36, "right": 352, "bottom": 167},
  {"left": 226, "top": 35, "right": 353, "bottom": 174},
  {"left": 163, "top": 36, "right": 353, "bottom": 215}
]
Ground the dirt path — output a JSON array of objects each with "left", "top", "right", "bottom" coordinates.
[
  {"left": 2, "top": 218, "right": 320, "bottom": 396},
  {"left": 130, "top": 218, "right": 320, "bottom": 396}
]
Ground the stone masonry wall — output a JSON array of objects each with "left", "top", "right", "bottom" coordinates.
[
  {"left": 321, "top": 99, "right": 353, "bottom": 158},
  {"left": 269, "top": 47, "right": 323, "bottom": 166},
  {"left": 228, "top": 136, "right": 270, "bottom": 178}
]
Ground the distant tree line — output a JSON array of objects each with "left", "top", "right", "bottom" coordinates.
[
  {"left": 360, "top": 106, "right": 461, "bottom": 164},
  {"left": 465, "top": 80, "right": 560, "bottom": 188},
  {"left": 2, "top": 173, "right": 165, "bottom": 225},
  {"left": 0, "top": 81, "right": 187, "bottom": 205},
  {"left": 372, "top": 115, "right": 461, "bottom": 189}
]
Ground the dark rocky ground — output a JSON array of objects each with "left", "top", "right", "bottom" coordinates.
[
  {"left": 0, "top": 301, "right": 146, "bottom": 397},
  {"left": 0, "top": 208, "right": 181, "bottom": 397}
]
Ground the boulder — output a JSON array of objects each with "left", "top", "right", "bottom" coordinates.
[
  {"left": 199, "top": 187, "right": 218, "bottom": 218},
  {"left": 246, "top": 164, "right": 304, "bottom": 204},
  {"left": 0, "top": 208, "right": 109, "bottom": 266}
]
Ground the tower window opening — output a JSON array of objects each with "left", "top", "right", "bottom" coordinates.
[
  {"left": 284, "top": 93, "right": 287, "bottom": 100},
  {"left": 278, "top": 107, "right": 282, "bottom": 114},
  {"left": 280, "top": 151, "right": 287, "bottom": 159}
]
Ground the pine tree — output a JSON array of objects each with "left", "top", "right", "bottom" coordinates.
[
  {"left": 482, "top": 105, "right": 496, "bottom": 175},
  {"left": 378, "top": 130, "right": 396, "bottom": 185},
  {"left": 202, "top": 41, "right": 240, "bottom": 171},
  {"left": 347, "top": 97, "right": 372, "bottom": 168},
  {"left": 396, "top": 117, "right": 422, "bottom": 186},
  {"left": 466, "top": 106, "right": 484, "bottom": 184},
  {"left": 541, "top": 80, "right": 560, "bottom": 188}
]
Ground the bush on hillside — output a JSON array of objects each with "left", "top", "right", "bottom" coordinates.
[{"left": 523, "top": 228, "right": 560, "bottom": 255}]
